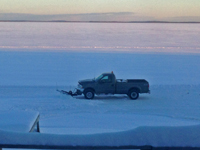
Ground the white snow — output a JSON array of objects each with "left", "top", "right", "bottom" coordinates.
[
  {"left": 1, "top": 124, "right": 200, "bottom": 147},
  {"left": 0, "top": 110, "right": 39, "bottom": 132},
  {"left": 0, "top": 22, "right": 200, "bottom": 147}
]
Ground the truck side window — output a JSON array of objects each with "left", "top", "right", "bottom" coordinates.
[{"left": 100, "top": 75, "right": 112, "bottom": 83}]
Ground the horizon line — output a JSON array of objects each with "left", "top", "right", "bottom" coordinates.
[{"left": 1, "top": 20, "right": 200, "bottom": 23}]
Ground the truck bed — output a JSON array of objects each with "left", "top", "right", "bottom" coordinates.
[
  {"left": 116, "top": 79, "right": 148, "bottom": 83},
  {"left": 116, "top": 79, "right": 149, "bottom": 94}
]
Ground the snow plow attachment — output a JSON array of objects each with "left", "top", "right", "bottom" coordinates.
[{"left": 57, "top": 89, "right": 82, "bottom": 97}]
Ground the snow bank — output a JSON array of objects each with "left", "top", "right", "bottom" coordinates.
[
  {"left": 1, "top": 123, "right": 200, "bottom": 147},
  {"left": 1, "top": 113, "right": 200, "bottom": 147},
  {"left": 41, "top": 114, "right": 200, "bottom": 135}
]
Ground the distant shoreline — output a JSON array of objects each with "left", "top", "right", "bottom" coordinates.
[{"left": 0, "top": 20, "right": 200, "bottom": 23}]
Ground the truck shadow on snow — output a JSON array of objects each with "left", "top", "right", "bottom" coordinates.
[{"left": 74, "top": 95, "right": 150, "bottom": 101}]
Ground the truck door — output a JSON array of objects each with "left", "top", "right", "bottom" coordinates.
[{"left": 96, "top": 75, "right": 115, "bottom": 94}]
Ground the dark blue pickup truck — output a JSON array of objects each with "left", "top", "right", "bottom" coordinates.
[{"left": 76, "top": 72, "right": 150, "bottom": 100}]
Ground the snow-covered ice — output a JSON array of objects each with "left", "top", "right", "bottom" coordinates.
[
  {"left": 0, "top": 23, "right": 200, "bottom": 147},
  {"left": 1, "top": 52, "right": 200, "bottom": 147}
]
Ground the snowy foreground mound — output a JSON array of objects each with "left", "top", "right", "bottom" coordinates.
[{"left": 1, "top": 116, "right": 200, "bottom": 147}]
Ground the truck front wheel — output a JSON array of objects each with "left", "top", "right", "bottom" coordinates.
[
  {"left": 84, "top": 89, "right": 94, "bottom": 99},
  {"left": 128, "top": 89, "right": 139, "bottom": 100}
]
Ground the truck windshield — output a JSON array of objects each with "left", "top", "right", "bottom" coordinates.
[{"left": 95, "top": 74, "right": 103, "bottom": 81}]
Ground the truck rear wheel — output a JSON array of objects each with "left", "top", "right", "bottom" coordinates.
[
  {"left": 128, "top": 89, "right": 139, "bottom": 100},
  {"left": 84, "top": 89, "right": 94, "bottom": 99}
]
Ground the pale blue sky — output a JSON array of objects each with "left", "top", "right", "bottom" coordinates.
[{"left": 1, "top": 0, "right": 200, "bottom": 21}]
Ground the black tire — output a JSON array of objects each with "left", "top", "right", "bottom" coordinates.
[
  {"left": 84, "top": 89, "right": 95, "bottom": 99},
  {"left": 128, "top": 89, "right": 139, "bottom": 100}
]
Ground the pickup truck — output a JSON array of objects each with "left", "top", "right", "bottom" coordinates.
[{"left": 76, "top": 72, "right": 150, "bottom": 100}]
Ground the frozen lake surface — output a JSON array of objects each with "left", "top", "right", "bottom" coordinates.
[
  {"left": 0, "top": 22, "right": 200, "bottom": 147},
  {"left": 0, "top": 22, "right": 200, "bottom": 54}
]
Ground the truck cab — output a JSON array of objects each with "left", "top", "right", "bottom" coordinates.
[{"left": 94, "top": 72, "right": 116, "bottom": 94}]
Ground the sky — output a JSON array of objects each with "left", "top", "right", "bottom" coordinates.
[{"left": 0, "top": 0, "right": 200, "bottom": 22}]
